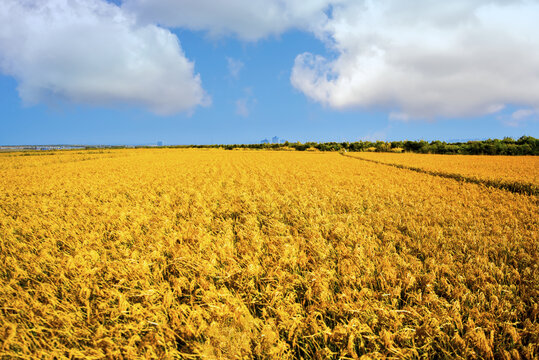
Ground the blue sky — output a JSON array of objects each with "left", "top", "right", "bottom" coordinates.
[{"left": 1, "top": 0, "right": 538, "bottom": 145}]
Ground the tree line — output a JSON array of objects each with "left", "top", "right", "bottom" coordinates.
[
  {"left": 94, "top": 136, "right": 538, "bottom": 155},
  {"left": 171, "top": 136, "right": 538, "bottom": 155}
]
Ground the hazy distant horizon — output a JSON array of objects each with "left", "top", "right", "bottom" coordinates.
[{"left": 3, "top": 136, "right": 536, "bottom": 148}]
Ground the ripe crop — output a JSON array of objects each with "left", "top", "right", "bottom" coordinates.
[
  {"left": 346, "top": 152, "right": 538, "bottom": 193},
  {"left": 0, "top": 149, "right": 537, "bottom": 359}
]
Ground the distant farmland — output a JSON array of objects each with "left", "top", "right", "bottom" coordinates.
[{"left": 1, "top": 149, "right": 537, "bottom": 359}]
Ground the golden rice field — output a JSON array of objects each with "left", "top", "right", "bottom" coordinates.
[
  {"left": 345, "top": 152, "right": 539, "bottom": 191},
  {"left": 0, "top": 149, "right": 537, "bottom": 359}
]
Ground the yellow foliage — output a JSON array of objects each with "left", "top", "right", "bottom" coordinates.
[
  {"left": 347, "top": 151, "right": 538, "bottom": 186},
  {"left": 0, "top": 149, "right": 537, "bottom": 358}
]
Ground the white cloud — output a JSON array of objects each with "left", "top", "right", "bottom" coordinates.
[
  {"left": 389, "top": 112, "right": 411, "bottom": 122},
  {"left": 501, "top": 108, "right": 538, "bottom": 127},
  {"left": 291, "top": 0, "right": 539, "bottom": 119},
  {"left": 235, "top": 88, "right": 256, "bottom": 117},
  {"left": 512, "top": 109, "right": 536, "bottom": 121},
  {"left": 227, "top": 57, "right": 244, "bottom": 79},
  {"left": 361, "top": 126, "right": 391, "bottom": 142},
  {"left": 3, "top": 0, "right": 539, "bottom": 121},
  {"left": 235, "top": 98, "right": 250, "bottom": 117},
  {"left": 0, "top": 0, "right": 209, "bottom": 115},
  {"left": 122, "top": 0, "right": 338, "bottom": 41}
]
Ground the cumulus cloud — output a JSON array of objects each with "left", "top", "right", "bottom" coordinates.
[
  {"left": 3, "top": 0, "right": 538, "bottom": 120},
  {"left": 291, "top": 0, "right": 539, "bottom": 119},
  {"left": 122, "top": 0, "right": 337, "bottom": 41},
  {"left": 0, "top": 0, "right": 209, "bottom": 115}
]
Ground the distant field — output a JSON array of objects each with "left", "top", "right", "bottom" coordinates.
[
  {"left": 345, "top": 152, "right": 539, "bottom": 187},
  {"left": 0, "top": 149, "right": 537, "bottom": 359}
]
